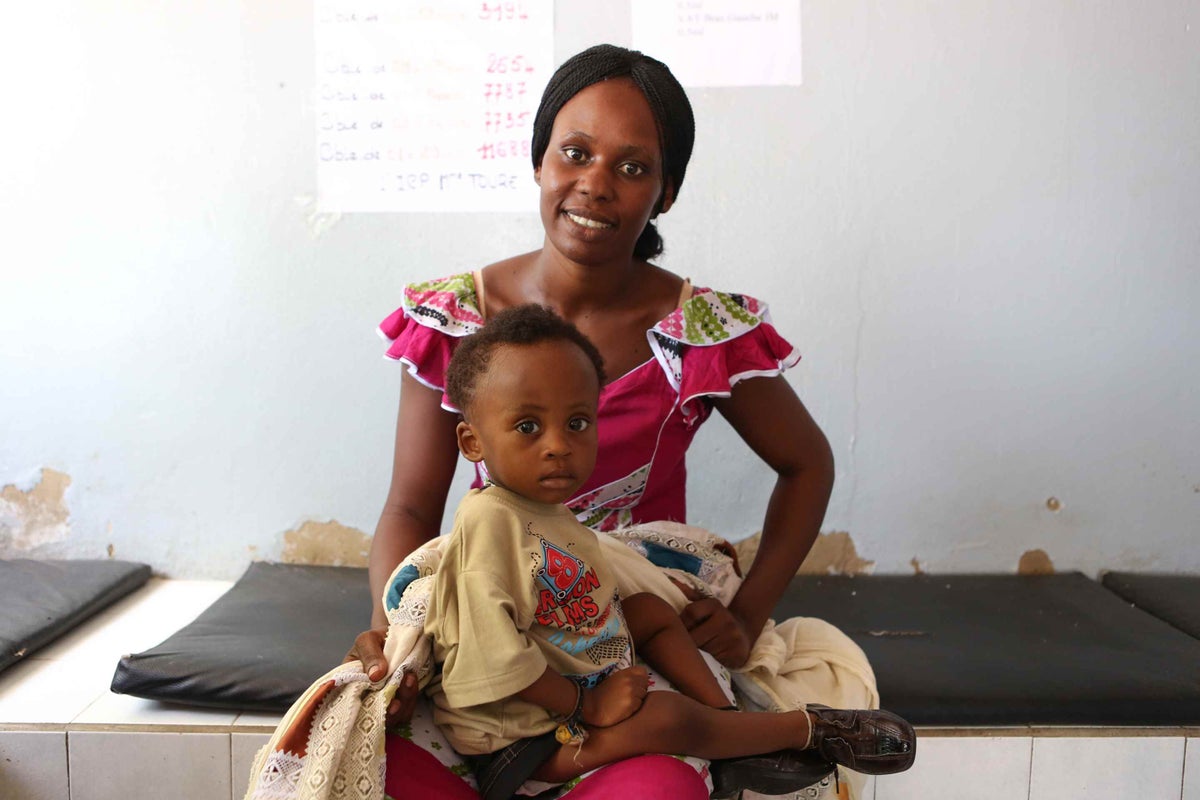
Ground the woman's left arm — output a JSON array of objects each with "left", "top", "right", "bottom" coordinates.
[{"left": 682, "top": 375, "right": 834, "bottom": 667}]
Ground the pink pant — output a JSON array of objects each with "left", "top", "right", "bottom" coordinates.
[{"left": 384, "top": 734, "right": 708, "bottom": 799}]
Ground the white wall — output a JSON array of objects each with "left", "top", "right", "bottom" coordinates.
[{"left": 2, "top": 1, "right": 1197, "bottom": 578}]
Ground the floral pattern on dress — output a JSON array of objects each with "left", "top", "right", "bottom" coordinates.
[
  {"left": 402, "top": 273, "right": 485, "bottom": 337},
  {"left": 648, "top": 290, "right": 769, "bottom": 397},
  {"left": 568, "top": 463, "right": 652, "bottom": 530}
]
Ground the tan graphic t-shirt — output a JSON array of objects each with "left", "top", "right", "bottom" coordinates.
[{"left": 424, "top": 485, "right": 635, "bottom": 754}]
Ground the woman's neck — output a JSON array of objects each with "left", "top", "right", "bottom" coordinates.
[{"left": 526, "top": 243, "right": 645, "bottom": 320}]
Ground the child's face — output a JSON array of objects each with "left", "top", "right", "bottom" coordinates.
[{"left": 456, "top": 339, "right": 599, "bottom": 505}]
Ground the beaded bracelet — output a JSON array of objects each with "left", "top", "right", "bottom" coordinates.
[{"left": 555, "top": 682, "right": 588, "bottom": 746}]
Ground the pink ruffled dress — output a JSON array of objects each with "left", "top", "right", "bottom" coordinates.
[{"left": 378, "top": 272, "right": 801, "bottom": 533}]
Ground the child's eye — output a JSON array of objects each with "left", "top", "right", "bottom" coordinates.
[
  {"left": 515, "top": 420, "right": 540, "bottom": 434},
  {"left": 567, "top": 417, "right": 591, "bottom": 432}
]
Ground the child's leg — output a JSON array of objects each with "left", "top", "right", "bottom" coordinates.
[
  {"left": 621, "top": 592, "right": 731, "bottom": 708},
  {"left": 533, "top": 691, "right": 810, "bottom": 783}
]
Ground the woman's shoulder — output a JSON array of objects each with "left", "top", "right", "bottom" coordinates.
[
  {"left": 643, "top": 286, "right": 797, "bottom": 405},
  {"left": 651, "top": 286, "right": 772, "bottom": 346}
]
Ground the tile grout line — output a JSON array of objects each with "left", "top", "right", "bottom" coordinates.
[
  {"left": 1026, "top": 736, "right": 1034, "bottom": 800},
  {"left": 65, "top": 728, "right": 73, "bottom": 800},
  {"left": 1182, "top": 737, "right": 1189, "bottom": 800},
  {"left": 230, "top": 731, "right": 235, "bottom": 800}
]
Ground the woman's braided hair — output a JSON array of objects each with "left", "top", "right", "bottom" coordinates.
[{"left": 531, "top": 44, "right": 695, "bottom": 260}]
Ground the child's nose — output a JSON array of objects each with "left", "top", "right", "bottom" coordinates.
[{"left": 543, "top": 430, "right": 572, "bottom": 457}]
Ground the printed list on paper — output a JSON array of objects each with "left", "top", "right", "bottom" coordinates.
[
  {"left": 632, "top": 0, "right": 802, "bottom": 88},
  {"left": 315, "top": 1, "right": 553, "bottom": 212}
]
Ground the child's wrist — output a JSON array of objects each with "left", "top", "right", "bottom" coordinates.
[
  {"left": 554, "top": 682, "right": 589, "bottom": 745},
  {"left": 579, "top": 687, "right": 597, "bottom": 725}
]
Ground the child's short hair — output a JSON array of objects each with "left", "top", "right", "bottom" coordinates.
[{"left": 445, "top": 304, "right": 606, "bottom": 415}]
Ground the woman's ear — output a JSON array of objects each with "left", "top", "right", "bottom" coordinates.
[
  {"left": 456, "top": 421, "right": 485, "bottom": 463},
  {"left": 534, "top": 165, "right": 542, "bottom": 186},
  {"left": 656, "top": 179, "right": 676, "bottom": 216}
]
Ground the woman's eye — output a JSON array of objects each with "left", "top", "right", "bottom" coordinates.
[
  {"left": 563, "top": 146, "right": 586, "bottom": 162},
  {"left": 568, "top": 418, "right": 591, "bottom": 432},
  {"left": 620, "top": 162, "right": 646, "bottom": 176},
  {"left": 515, "top": 421, "right": 540, "bottom": 434}
]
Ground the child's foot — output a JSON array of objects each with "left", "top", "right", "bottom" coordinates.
[{"left": 805, "top": 704, "right": 916, "bottom": 775}]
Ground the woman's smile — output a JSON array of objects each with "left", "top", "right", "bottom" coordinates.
[{"left": 564, "top": 210, "right": 615, "bottom": 230}]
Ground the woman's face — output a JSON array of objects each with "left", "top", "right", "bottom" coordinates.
[{"left": 535, "top": 78, "right": 674, "bottom": 266}]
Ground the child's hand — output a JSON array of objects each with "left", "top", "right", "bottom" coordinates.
[{"left": 582, "top": 665, "right": 649, "bottom": 727}]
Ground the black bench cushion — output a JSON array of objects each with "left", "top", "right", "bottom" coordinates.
[
  {"left": 110, "top": 562, "right": 371, "bottom": 711},
  {"left": 773, "top": 572, "right": 1200, "bottom": 726},
  {"left": 1101, "top": 572, "right": 1200, "bottom": 640},
  {"left": 1, "top": 559, "right": 151, "bottom": 673}
]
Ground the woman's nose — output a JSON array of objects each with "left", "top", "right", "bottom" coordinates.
[{"left": 577, "top": 163, "right": 612, "bottom": 200}]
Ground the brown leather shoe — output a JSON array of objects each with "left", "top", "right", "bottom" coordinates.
[
  {"left": 807, "top": 704, "right": 916, "bottom": 774},
  {"left": 710, "top": 748, "right": 834, "bottom": 798}
]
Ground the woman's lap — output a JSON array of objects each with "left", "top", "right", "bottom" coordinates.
[
  {"left": 385, "top": 655, "right": 729, "bottom": 798},
  {"left": 383, "top": 736, "right": 707, "bottom": 799}
]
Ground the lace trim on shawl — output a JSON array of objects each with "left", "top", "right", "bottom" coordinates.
[{"left": 250, "top": 749, "right": 304, "bottom": 799}]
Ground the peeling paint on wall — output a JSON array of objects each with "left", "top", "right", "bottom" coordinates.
[
  {"left": 0, "top": 468, "right": 72, "bottom": 552},
  {"left": 281, "top": 519, "right": 370, "bottom": 567},
  {"left": 799, "top": 531, "right": 875, "bottom": 575},
  {"left": 735, "top": 530, "right": 875, "bottom": 576},
  {"left": 1018, "top": 548, "right": 1055, "bottom": 575},
  {"left": 294, "top": 195, "right": 342, "bottom": 240}
]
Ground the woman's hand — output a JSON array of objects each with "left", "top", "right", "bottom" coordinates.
[
  {"left": 679, "top": 598, "right": 753, "bottom": 668},
  {"left": 668, "top": 577, "right": 753, "bottom": 669},
  {"left": 344, "top": 627, "right": 420, "bottom": 727},
  {"left": 582, "top": 665, "right": 649, "bottom": 727}
]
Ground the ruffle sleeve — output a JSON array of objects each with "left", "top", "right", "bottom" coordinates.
[
  {"left": 377, "top": 273, "right": 483, "bottom": 410},
  {"left": 648, "top": 289, "right": 801, "bottom": 420}
]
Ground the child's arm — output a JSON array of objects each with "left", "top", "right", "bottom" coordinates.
[
  {"left": 622, "top": 592, "right": 732, "bottom": 708},
  {"left": 516, "top": 664, "right": 650, "bottom": 728}
]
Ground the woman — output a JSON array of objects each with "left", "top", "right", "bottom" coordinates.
[{"left": 355, "top": 44, "right": 876, "bottom": 799}]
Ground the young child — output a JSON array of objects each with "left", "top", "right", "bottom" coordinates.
[{"left": 423, "top": 304, "right": 914, "bottom": 800}]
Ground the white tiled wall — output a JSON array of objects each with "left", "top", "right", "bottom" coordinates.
[
  {"left": 68, "top": 731, "right": 231, "bottom": 800},
  {"left": 1183, "top": 738, "right": 1199, "bottom": 800},
  {"left": 0, "top": 731, "right": 68, "bottom": 800},
  {"left": 1029, "top": 736, "right": 1186, "bottom": 800},
  {"left": 2, "top": 727, "right": 1197, "bottom": 800},
  {"left": 875, "top": 736, "right": 1032, "bottom": 800},
  {"left": 231, "top": 733, "right": 271, "bottom": 800}
]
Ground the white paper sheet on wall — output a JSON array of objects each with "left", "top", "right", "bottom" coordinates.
[
  {"left": 632, "top": 0, "right": 802, "bottom": 87},
  {"left": 314, "top": 1, "right": 553, "bottom": 212}
]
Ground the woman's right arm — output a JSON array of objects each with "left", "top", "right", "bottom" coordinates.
[
  {"left": 350, "top": 368, "right": 460, "bottom": 704},
  {"left": 369, "top": 370, "right": 462, "bottom": 626}
]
